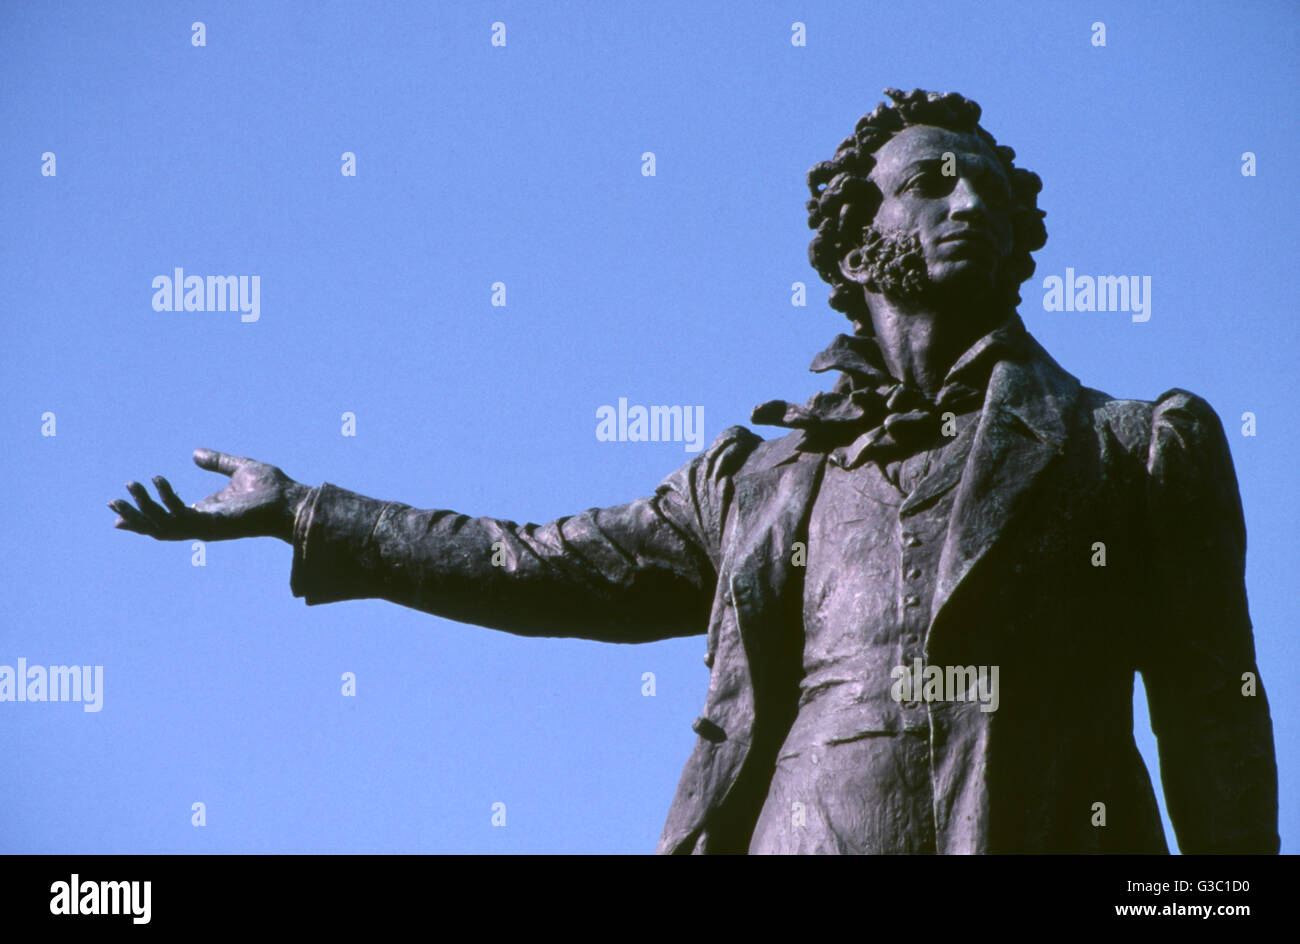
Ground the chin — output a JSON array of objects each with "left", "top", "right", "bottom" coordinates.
[{"left": 928, "top": 263, "right": 998, "bottom": 301}]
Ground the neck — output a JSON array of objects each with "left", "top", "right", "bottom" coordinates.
[{"left": 861, "top": 295, "right": 1002, "bottom": 399}]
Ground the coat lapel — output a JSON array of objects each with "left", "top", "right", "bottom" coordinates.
[
  {"left": 728, "top": 438, "right": 825, "bottom": 663},
  {"left": 929, "top": 340, "right": 1081, "bottom": 631}
]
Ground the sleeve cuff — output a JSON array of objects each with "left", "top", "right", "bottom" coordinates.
[{"left": 289, "top": 482, "right": 394, "bottom": 605}]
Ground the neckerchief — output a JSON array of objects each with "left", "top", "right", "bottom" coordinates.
[{"left": 751, "top": 314, "right": 1032, "bottom": 468}]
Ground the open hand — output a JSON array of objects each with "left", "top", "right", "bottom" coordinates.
[{"left": 109, "top": 448, "right": 309, "bottom": 543}]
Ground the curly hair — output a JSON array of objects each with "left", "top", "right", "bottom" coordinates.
[{"left": 806, "top": 88, "right": 1047, "bottom": 326}]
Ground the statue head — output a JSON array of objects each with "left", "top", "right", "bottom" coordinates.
[{"left": 806, "top": 89, "right": 1047, "bottom": 333}]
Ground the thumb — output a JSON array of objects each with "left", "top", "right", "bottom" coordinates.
[{"left": 193, "top": 448, "right": 243, "bottom": 477}]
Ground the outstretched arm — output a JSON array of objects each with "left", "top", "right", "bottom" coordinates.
[
  {"left": 1137, "top": 391, "right": 1279, "bottom": 854},
  {"left": 111, "top": 429, "right": 760, "bottom": 644}
]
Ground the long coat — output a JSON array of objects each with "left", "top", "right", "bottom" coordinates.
[{"left": 288, "top": 336, "right": 1279, "bottom": 854}]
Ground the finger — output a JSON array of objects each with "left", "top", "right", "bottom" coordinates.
[
  {"left": 126, "top": 481, "right": 170, "bottom": 526},
  {"left": 193, "top": 448, "right": 245, "bottom": 477},
  {"left": 108, "top": 499, "right": 154, "bottom": 534},
  {"left": 153, "top": 476, "right": 189, "bottom": 515}
]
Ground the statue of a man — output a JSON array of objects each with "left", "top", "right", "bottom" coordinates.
[{"left": 111, "top": 89, "right": 1279, "bottom": 854}]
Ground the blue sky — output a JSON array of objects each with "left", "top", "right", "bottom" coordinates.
[{"left": 2, "top": 0, "right": 1296, "bottom": 853}]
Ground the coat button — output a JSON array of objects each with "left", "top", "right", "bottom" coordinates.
[
  {"left": 692, "top": 716, "right": 727, "bottom": 743},
  {"left": 703, "top": 650, "right": 714, "bottom": 668}
]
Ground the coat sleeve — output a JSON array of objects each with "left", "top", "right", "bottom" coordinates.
[
  {"left": 1137, "top": 389, "right": 1279, "bottom": 853},
  {"left": 287, "top": 426, "right": 762, "bottom": 644}
]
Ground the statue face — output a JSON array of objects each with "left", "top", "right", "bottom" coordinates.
[{"left": 856, "top": 124, "right": 1015, "bottom": 298}]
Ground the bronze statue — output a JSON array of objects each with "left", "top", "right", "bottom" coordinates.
[{"left": 111, "top": 89, "right": 1278, "bottom": 854}]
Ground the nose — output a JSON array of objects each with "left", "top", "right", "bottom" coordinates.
[{"left": 948, "top": 175, "right": 989, "bottom": 223}]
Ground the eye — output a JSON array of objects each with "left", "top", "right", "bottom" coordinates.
[{"left": 902, "top": 170, "right": 948, "bottom": 195}]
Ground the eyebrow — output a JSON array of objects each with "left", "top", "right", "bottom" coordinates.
[
  {"left": 895, "top": 158, "right": 944, "bottom": 176},
  {"left": 886, "top": 158, "right": 945, "bottom": 194}
]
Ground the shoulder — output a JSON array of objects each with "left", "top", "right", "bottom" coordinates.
[
  {"left": 654, "top": 424, "right": 813, "bottom": 511},
  {"left": 1076, "top": 386, "right": 1233, "bottom": 466},
  {"left": 648, "top": 425, "right": 788, "bottom": 555},
  {"left": 652, "top": 425, "right": 764, "bottom": 498},
  {"left": 685, "top": 424, "right": 814, "bottom": 474},
  {"left": 1015, "top": 333, "right": 1230, "bottom": 460},
  {"left": 696, "top": 425, "right": 768, "bottom": 477}
]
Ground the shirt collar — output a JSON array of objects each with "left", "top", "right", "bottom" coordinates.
[{"left": 750, "top": 313, "right": 1034, "bottom": 440}]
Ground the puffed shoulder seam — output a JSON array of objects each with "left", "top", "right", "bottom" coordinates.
[
  {"left": 672, "top": 425, "right": 765, "bottom": 486},
  {"left": 1147, "top": 388, "right": 1226, "bottom": 458}
]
